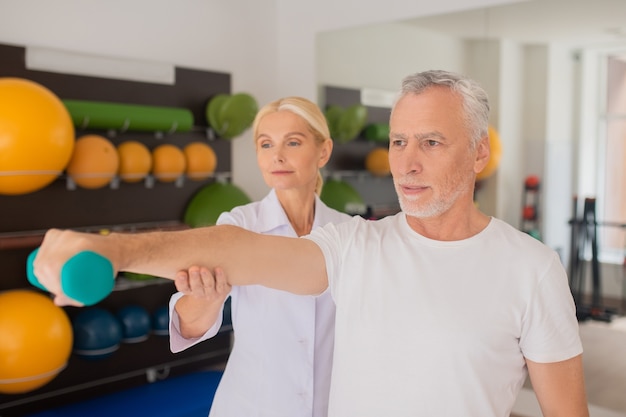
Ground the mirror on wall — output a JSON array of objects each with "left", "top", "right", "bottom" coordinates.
[{"left": 316, "top": 2, "right": 626, "bottom": 415}]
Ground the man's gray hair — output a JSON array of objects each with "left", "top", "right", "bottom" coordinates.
[{"left": 394, "top": 70, "right": 490, "bottom": 148}]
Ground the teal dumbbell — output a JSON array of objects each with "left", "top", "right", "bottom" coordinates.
[{"left": 27, "top": 248, "right": 115, "bottom": 306}]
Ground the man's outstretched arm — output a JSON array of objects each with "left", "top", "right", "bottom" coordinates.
[{"left": 33, "top": 225, "right": 328, "bottom": 305}]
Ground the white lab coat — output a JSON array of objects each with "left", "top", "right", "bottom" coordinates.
[{"left": 169, "top": 189, "right": 352, "bottom": 417}]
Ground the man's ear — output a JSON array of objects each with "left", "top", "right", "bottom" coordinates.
[{"left": 474, "top": 135, "right": 490, "bottom": 174}]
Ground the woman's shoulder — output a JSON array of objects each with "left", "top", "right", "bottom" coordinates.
[
  {"left": 216, "top": 200, "right": 263, "bottom": 227},
  {"left": 218, "top": 191, "right": 289, "bottom": 230}
]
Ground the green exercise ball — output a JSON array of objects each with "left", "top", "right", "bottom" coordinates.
[
  {"left": 205, "top": 93, "right": 258, "bottom": 140},
  {"left": 363, "top": 123, "right": 390, "bottom": 142},
  {"left": 325, "top": 104, "right": 368, "bottom": 144},
  {"left": 184, "top": 182, "right": 251, "bottom": 227},
  {"left": 320, "top": 178, "right": 366, "bottom": 215},
  {"left": 336, "top": 104, "right": 367, "bottom": 143}
]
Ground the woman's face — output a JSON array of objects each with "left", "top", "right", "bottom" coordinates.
[{"left": 255, "top": 110, "right": 329, "bottom": 192}]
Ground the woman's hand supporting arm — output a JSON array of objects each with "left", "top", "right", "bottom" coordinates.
[{"left": 174, "top": 266, "right": 231, "bottom": 339}]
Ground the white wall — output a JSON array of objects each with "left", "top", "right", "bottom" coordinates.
[
  {"left": 317, "top": 23, "right": 467, "bottom": 91},
  {"left": 542, "top": 44, "right": 577, "bottom": 262}
]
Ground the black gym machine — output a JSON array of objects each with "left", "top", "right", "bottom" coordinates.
[{"left": 568, "top": 196, "right": 618, "bottom": 322}]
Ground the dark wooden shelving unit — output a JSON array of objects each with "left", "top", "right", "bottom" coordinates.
[{"left": 0, "top": 43, "right": 233, "bottom": 415}]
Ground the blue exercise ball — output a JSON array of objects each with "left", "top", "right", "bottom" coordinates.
[
  {"left": 116, "top": 305, "right": 151, "bottom": 343},
  {"left": 72, "top": 307, "right": 122, "bottom": 360},
  {"left": 151, "top": 306, "right": 169, "bottom": 336}
]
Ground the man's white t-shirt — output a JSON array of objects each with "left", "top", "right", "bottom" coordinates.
[{"left": 305, "top": 213, "right": 582, "bottom": 417}]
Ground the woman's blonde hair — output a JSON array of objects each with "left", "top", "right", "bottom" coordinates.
[{"left": 252, "top": 96, "right": 332, "bottom": 195}]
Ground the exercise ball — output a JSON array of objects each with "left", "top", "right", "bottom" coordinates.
[
  {"left": 184, "top": 182, "right": 251, "bottom": 227},
  {"left": 0, "top": 78, "right": 75, "bottom": 195},
  {"left": 206, "top": 93, "right": 258, "bottom": 140},
  {"left": 476, "top": 125, "right": 502, "bottom": 181},
  {"left": 0, "top": 289, "right": 73, "bottom": 394},
  {"left": 152, "top": 144, "right": 186, "bottom": 182},
  {"left": 116, "top": 305, "right": 151, "bottom": 343},
  {"left": 325, "top": 104, "right": 368, "bottom": 143},
  {"left": 151, "top": 306, "right": 169, "bottom": 336},
  {"left": 363, "top": 123, "right": 390, "bottom": 142},
  {"left": 320, "top": 179, "right": 367, "bottom": 215},
  {"left": 117, "top": 140, "right": 152, "bottom": 183},
  {"left": 183, "top": 141, "right": 217, "bottom": 181},
  {"left": 364, "top": 147, "right": 390, "bottom": 177},
  {"left": 66, "top": 134, "right": 119, "bottom": 189},
  {"left": 72, "top": 307, "right": 122, "bottom": 360}
]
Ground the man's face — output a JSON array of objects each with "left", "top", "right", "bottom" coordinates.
[{"left": 388, "top": 87, "right": 487, "bottom": 219}]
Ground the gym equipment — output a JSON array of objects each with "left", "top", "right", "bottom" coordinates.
[
  {"left": 206, "top": 94, "right": 230, "bottom": 135},
  {"left": 0, "top": 289, "right": 73, "bottom": 394},
  {"left": 116, "top": 305, "right": 151, "bottom": 343},
  {"left": 0, "top": 77, "right": 75, "bottom": 195},
  {"left": 62, "top": 100, "right": 194, "bottom": 133},
  {"left": 522, "top": 205, "right": 536, "bottom": 221},
  {"left": 520, "top": 175, "right": 541, "bottom": 240},
  {"left": 151, "top": 306, "right": 170, "bottom": 336},
  {"left": 568, "top": 197, "right": 616, "bottom": 322},
  {"left": 66, "top": 134, "right": 120, "bottom": 189},
  {"left": 122, "top": 271, "right": 157, "bottom": 281},
  {"left": 72, "top": 307, "right": 123, "bottom": 360},
  {"left": 116, "top": 141, "right": 152, "bottom": 183},
  {"left": 183, "top": 141, "right": 217, "bottom": 180},
  {"left": 525, "top": 175, "right": 540, "bottom": 190},
  {"left": 27, "top": 248, "right": 115, "bottom": 306},
  {"left": 364, "top": 147, "right": 390, "bottom": 177},
  {"left": 206, "top": 93, "right": 258, "bottom": 139},
  {"left": 324, "top": 104, "right": 368, "bottom": 143},
  {"left": 476, "top": 125, "right": 502, "bottom": 181},
  {"left": 184, "top": 182, "right": 251, "bottom": 227},
  {"left": 320, "top": 178, "right": 367, "bottom": 215},
  {"left": 222, "top": 297, "right": 233, "bottom": 329},
  {"left": 151, "top": 144, "right": 186, "bottom": 183},
  {"left": 363, "top": 123, "right": 390, "bottom": 142}
]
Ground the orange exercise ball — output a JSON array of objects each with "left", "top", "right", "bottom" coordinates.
[
  {"left": 183, "top": 141, "right": 217, "bottom": 181},
  {"left": 365, "top": 147, "right": 390, "bottom": 177},
  {"left": 152, "top": 144, "right": 186, "bottom": 183},
  {"left": 476, "top": 125, "right": 503, "bottom": 181},
  {"left": 0, "top": 78, "right": 75, "bottom": 195},
  {"left": 66, "top": 134, "right": 120, "bottom": 189},
  {"left": 117, "top": 140, "right": 152, "bottom": 183},
  {"left": 0, "top": 289, "right": 73, "bottom": 394}
]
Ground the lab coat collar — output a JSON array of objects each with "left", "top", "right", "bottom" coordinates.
[{"left": 256, "top": 189, "right": 324, "bottom": 235}]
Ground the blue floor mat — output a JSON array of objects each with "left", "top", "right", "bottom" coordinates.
[{"left": 27, "top": 370, "right": 223, "bottom": 417}]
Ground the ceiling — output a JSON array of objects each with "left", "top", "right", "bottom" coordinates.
[{"left": 402, "top": 0, "right": 626, "bottom": 49}]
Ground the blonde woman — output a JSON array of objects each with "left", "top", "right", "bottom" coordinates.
[{"left": 169, "top": 97, "right": 351, "bottom": 417}]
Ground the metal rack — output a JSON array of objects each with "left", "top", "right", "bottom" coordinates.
[{"left": 568, "top": 197, "right": 618, "bottom": 322}]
